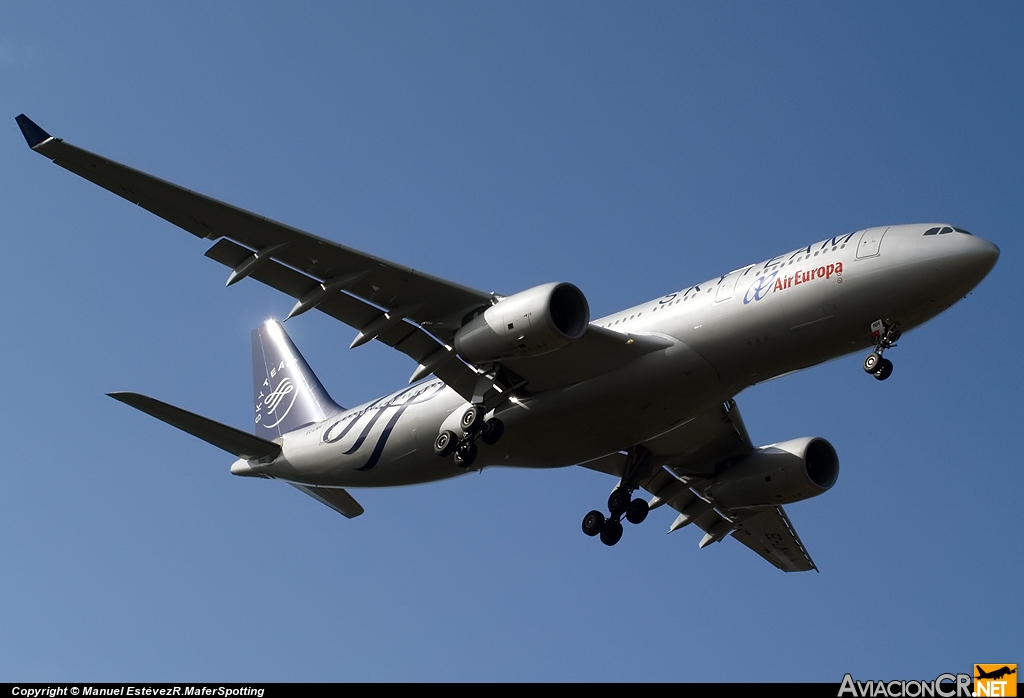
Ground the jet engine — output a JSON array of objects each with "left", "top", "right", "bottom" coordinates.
[
  {"left": 454, "top": 282, "right": 590, "bottom": 363},
  {"left": 710, "top": 437, "right": 839, "bottom": 509}
]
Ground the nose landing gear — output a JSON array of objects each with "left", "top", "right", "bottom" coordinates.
[
  {"left": 863, "top": 320, "right": 900, "bottom": 381},
  {"left": 581, "top": 446, "right": 653, "bottom": 546}
]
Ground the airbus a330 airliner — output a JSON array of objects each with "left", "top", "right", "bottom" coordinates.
[{"left": 16, "top": 114, "right": 999, "bottom": 572}]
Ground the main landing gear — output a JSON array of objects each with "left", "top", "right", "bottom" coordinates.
[
  {"left": 581, "top": 446, "right": 652, "bottom": 547},
  {"left": 863, "top": 319, "right": 901, "bottom": 382},
  {"left": 433, "top": 404, "right": 504, "bottom": 469}
]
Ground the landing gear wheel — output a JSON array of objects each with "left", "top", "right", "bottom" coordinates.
[
  {"left": 873, "top": 358, "right": 894, "bottom": 381},
  {"left": 863, "top": 352, "right": 882, "bottom": 374},
  {"left": 608, "top": 488, "right": 630, "bottom": 517},
  {"left": 460, "top": 405, "right": 484, "bottom": 433},
  {"left": 599, "top": 519, "right": 623, "bottom": 546},
  {"left": 453, "top": 441, "right": 478, "bottom": 468},
  {"left": 480, "top": 418, "right": 504, "bottom": 445},
  {"left": 433, "top": 430, "right": 458, "bottom": 457},
  {"left": 582, "top": 510, "right": 605, "bottom": 537},
  {"left": 625, "top": 498, "right": 649, "bottom": 525}
]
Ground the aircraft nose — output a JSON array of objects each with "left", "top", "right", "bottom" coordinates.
[
  {"left": 951, "top": 233, "right": 1000, "bottom": 290},
  {"left": 964, "top": 234, "right": 1000, "bottom": 273},
  {"left": 974, "top": 236, "right": 1000, "bottom": 267}
]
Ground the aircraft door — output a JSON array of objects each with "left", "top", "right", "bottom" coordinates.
[{"left": 855, "top": 227, "right": 890, "bottom": 259}]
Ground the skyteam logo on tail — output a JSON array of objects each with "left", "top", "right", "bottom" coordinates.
[
  {"left": 256, "top": 362, "right": 298, "bottom": 429},
  {"left": 251, "top": 320, "right": 341, "bottom": 437}
]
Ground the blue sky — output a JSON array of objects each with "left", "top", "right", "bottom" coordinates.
[{"left": 1, "top": 2, "right": 1020, "bottom": 682}]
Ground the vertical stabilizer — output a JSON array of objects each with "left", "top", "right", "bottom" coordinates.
[{"left": 252, "top": 320, "right": 342, "bottom": 437}]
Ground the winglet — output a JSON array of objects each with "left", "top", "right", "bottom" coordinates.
[{"left": 15, "top": 114, "right": 52, "bottom": 149}]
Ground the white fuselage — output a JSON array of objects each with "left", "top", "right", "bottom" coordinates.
[{"left": 244, "top": 224, "right": 998, "bottom": 487}]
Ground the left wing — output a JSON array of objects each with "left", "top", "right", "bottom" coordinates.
[
  {"left": 582, "top": 400, "right": 818, "bottom": 572},
  {"left": 17, "top": 114, "right": 489, "bottom": 399},
  {"left": 17, "top": 115, "right": 667, "bottom": 401}
]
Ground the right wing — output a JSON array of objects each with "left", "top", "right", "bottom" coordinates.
[{"left": 581, "top": 400, "right": 818, "bottom": 572}]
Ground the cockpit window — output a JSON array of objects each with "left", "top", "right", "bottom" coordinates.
[{"left": 924, "top": 225, "right": 973, "bottom": 236}]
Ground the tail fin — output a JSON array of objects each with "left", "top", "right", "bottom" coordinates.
[{"left": 252, "top": 320, "right": 342, "bottom": 437}]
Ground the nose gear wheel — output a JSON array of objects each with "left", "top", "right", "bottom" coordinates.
[{"left": 863, "top": 320, "right": 901, "bottom": 381}]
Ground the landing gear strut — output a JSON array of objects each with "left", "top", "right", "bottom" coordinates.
[
  {"left": 863, "top": 319, "right": 900, "bottom": 382},
  {"left": 581, "top": 446, "right": 653, "bottom": 547},
  {"left": 434, "top": 404, "right": 504, "bottom": 469}
]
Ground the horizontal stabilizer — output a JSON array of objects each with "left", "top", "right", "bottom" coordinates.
[
  {"left": 109, "top": 392, "right": 281, "bottom": 461},
  {"left": 289, "top": 483, "right": 365, "bottom": 518}
]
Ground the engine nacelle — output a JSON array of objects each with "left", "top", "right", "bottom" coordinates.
[
  {"left": 454, "top": 282, "right": 590, "bottom": 363},
  {"left": 710, "top": 437, "right": 839, "bottom": 509}
]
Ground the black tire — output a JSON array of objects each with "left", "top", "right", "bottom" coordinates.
[
  {"left": 600, "top": 519, "right": 623, "bottom": 546},
  {"left": 460, "top": 405, "right": 483, "bottom": 433},
  {"left": 608, "top": 488, "right": 630, "bottom": 517},
  {"left": 433, "top": 430, "right": 458, "bottom": 457},
  {"left": 480, "top": 418, "right": 504, "bottom": 445},
  {"left": 582, "top": 510, "right": 605, "bottom": 537},
  {"left": 874, "top": 358, "right": 894, "bottom": 381},
  {"left": 863, "top": 352, "right": 882, "bottom": 373},
  {"left": 625, "top": 498, "right": 649, "bottom": 525},
  {"left": 453, "top": 440, "right": 478, "bottom": 468}
]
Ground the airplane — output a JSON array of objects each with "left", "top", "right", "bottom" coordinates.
[
  {"left": 15, "top": 114, "right": 1000, "bottom": 572},
  {"left": 975, "top": 667, "right": 1016, "bottom": 681}
]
